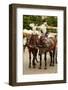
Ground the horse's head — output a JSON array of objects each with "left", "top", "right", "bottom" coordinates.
[
  {"left": 39, "top": 36, "right": 46, "bottom": 44},
  {"left": 37, "top": 35, "right": 49, "bottom": 48}
]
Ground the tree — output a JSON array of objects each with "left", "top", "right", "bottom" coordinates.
[
  {"left": 23, "top": 15, "right": 57, "bottom": 31},
  {"left": 46, "top": 16, "right": 57, "bottom": 27},
  {"left": 23, "top": 15, "right": 43, "bottom": 29}
]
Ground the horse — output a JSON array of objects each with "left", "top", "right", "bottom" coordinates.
[
  {"left": 37, "top": 34, "right": 57, "bottom": 69},
  {"left": 26, "top": 34, "right": 39, "bottom": 68},
  {"left": 23, "top": 30, "right": 57, "bottom": 69}
]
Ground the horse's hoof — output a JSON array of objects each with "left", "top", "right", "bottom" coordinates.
[
  {"left": 33, "top": 66, "right": 36, "bottom": 68},
  {"left": 44, "top": 67, "right": 47, "bottom": 69},
  {"left": 29, "top": 65, "right": 31, "bottom": 68},
  {"left": 50, "top": 64, "right": 52, "bottom": 66},
  {"left": 56, "top": 61, "right": 58, "bottom": 64},
  {"left": 52, "top": 65, "right": 54, "bottom": 66},
  {"left": 29, "top": 66, "right": 31, "bottom": 68},
  {"left": 51, "top": 64, "right": 54, "bottom": 66},
  {"left": 39, "top": 67, "right": 41, "bottom": 69}
]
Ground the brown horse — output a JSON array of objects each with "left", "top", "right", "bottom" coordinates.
[
  {"left": 38, "top": 35, "right": 57, "bottom": 69},
  {"left": 27, "top": 34, "right": 39, "bottom": 68},
  {"left": 26, "top": 33, "right": 57, "bottom": 69}
]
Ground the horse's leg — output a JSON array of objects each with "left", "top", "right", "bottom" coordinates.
[
  {"left": 55, "top": 48, "right": 57, "bottom": 64},
  {"left": 32, "top": 49, "right": 37, "bottom": 68},
  {"left": 52, "top": 48, "right": 55, "bottom": 66},
  {"left": 23, "top": 45, "right": 25, "bottom": 52},
  {"left": 35, "top": 49, "right": 39, "bottom": 63},
  {"left": 29, "top": 50, "right": 31, "bottom": 68},
  {"left": 36, "top": 57, "right": 38, "bottom": 63},
  {"left": 32, "top": 49, "right": 39, "bottom": 68},
  {"left": 39, "top": 54, "right": 42, "bottom": 69},
  {"left": 49, "top": 51, "right": 53, "bottom": 66},
  {"left": 32, "top": 55, "right": 36, "bottom": 68},
  {"left": 44, "top": 52, "right": 47, "bottom": 69}
]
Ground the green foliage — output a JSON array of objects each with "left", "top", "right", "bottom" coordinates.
[
  {"left": 23, "top": 15, "right": 57, "bottom": 31},
  {"left": 46, "top": 16, "right": 57, "bottom": 27},
  {"left": 23, "top": 15, "right": 42, "bottom": 30}
]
